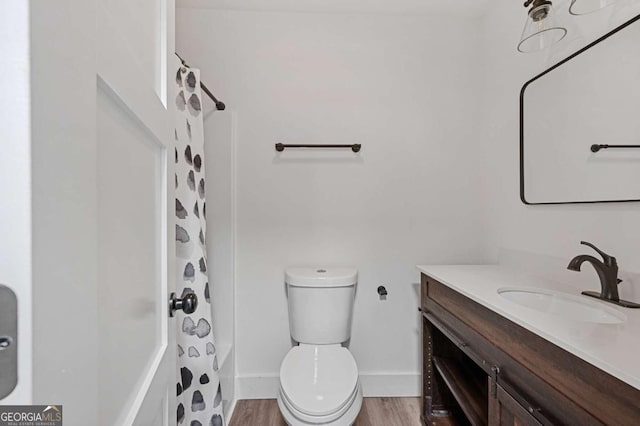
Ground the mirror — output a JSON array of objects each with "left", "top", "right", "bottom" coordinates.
[{"left": 520, "top": 13, "right": 640, "bottom": 205}]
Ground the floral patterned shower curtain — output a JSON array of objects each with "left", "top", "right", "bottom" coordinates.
[{"left": 173, "top": 55, "right": 225, "bottom": 426}]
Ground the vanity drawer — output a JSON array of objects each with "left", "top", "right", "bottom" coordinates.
[{"left": 421, "top": 273, "right": 640, "bottom": 425}]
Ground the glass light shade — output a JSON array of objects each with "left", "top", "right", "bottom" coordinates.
[
  {"left": 569, "top": 0, "right": 619, "bottom": 15},
  {"left": 518, "top": 4, "right": 568, "bottom": 53}
]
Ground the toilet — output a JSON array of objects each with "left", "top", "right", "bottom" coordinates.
[{"left": 277, "top": 267, "right": 363, "bottom": 426}]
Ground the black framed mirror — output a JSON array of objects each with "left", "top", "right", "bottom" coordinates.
[{"left": 520, "top": 13, "right": 640, "bottom": 205}]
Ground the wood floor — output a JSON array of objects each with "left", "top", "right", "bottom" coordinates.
[{"left": 229, "top": 398, "right": 422, "bottom": 426}]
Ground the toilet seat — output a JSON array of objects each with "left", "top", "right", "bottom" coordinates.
[
  {"left": 279, "top": 383, "right": 361, "bottom": 425},
  {"left": 279, "top": 344, "right": 359, "bottom": 418}
]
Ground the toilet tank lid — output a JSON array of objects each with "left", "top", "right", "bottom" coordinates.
[{"left": 285, "top": 267, "right": 358, "bottom": 288}]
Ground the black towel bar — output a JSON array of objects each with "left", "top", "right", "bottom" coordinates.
[
  {"left": 275, "top": 143, "right": 361, "bottom": 153},
  {"left": 591, "top": 144, "right": 640, "bottom": 152}
]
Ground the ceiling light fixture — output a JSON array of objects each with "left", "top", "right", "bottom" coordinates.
[
  {"left": 518, "top": 0, "right": 568, "bottom": 53},
  {"left": 569, "top": 0, "right": 620, "bottom": 15}
]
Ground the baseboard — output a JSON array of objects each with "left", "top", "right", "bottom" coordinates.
[
  {"left": 359, "top": 372, "right": 421, "bottom": 397},
  {"left": 236, "top": 372, "right": 421, "bottom": 400},
  {"left": 236, "top": 374, "right": 280, "bottom": 400}
]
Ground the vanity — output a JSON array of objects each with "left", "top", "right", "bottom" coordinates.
[{"left": 418, "top": 265, "right": 640, "bottom": 426}]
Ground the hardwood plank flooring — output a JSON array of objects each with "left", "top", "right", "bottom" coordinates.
[{"left": 229, "top": 398, "right": 422, "bottom": 426}]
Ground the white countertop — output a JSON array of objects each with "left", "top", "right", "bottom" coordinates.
[{"left": 417, "top": 264, "right": 640, "bottom": 391}]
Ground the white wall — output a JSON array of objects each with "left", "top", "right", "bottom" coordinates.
[
  {"left": 481, "top": 0, "right": 640, "bottom": 302},
  {"left": 177, "top": 8, "right": 489, "bottom": 397}
]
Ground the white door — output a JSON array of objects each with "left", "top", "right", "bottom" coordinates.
[
  {"left": 0, "top": 0, "right": 178, "bottom": 424},
  {"left": 95, "top": 2, "right": 176, "bottom": 424}
]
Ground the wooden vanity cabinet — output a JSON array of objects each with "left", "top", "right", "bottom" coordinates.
[{"left": 420, "top": 273, "right": 640, "bottom": 426}]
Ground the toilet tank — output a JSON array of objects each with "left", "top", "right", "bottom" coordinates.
[{"left": 285, "top": 267, "right": 358, "bottom": 345}]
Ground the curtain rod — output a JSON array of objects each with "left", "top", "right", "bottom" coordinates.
[{"left": 175, "top": 52, "right": 226, "bottom": 111}]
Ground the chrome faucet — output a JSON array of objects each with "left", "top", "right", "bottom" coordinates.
[{"left": 567, "top": 241, "right": 640, "bottom": 309}]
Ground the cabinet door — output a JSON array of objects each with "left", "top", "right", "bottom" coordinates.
[{"left": 489, "top": 379, "right": 542, "bottom": 426}]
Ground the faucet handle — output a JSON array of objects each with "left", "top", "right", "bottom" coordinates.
[{"left": 580, "top": 241, "right": 617, "bottom": 267}]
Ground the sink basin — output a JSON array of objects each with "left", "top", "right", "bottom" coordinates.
[{"left": 497, "top": 287, "right": 626, "bottom": 324}]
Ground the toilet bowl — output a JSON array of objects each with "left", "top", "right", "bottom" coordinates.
[
  {"left": 277, "top": 344, "right": 362, "bottom": 425},
  {"left": 278, "top": 267, "right": 362, "bottom": 425}
]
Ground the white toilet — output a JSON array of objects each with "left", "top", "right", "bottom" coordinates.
[{"left": 277, "top": 267, "right": 363, "bottom": 426}]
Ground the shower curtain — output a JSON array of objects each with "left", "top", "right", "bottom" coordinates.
[{"left": 174, "top": 56, "right": 225, "bottom": 426}]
